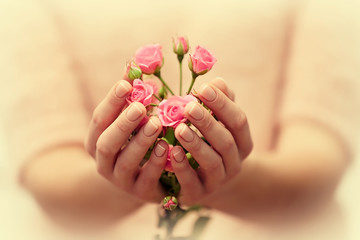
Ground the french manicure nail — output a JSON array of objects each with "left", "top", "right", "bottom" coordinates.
[
  {"left": 179, "top": 124, "right": 194, "bottom": 142},
  {"left": 126, "top": 104, "right": 143, "bottom": 121},
  {"left": 199, "top": 84, "right": 216, "bottom": 102},
  {"left": 173, "top": 148, "right": 185, "bottom": 163},
  {"left": 115, "top": 82, "right": 131, "bottom": 98},
  {"left": 155, "top": 141, "right": 166, "bottom": 157},
  {"left": 188, "top": 102, "right": 204, "bottom": 120},
  {"left": 143, "top": 119, "right": 159, "bottom": 137}
]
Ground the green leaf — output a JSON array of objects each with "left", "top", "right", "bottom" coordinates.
[{"left": 161, "top": 127, "right": 176, "bottom": 145}]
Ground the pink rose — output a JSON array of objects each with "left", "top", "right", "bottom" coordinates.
[
  {"left": 173, "top": 36, "right": 189, "bottom": 55},
  {"left": 134, "top": 44, "right": 163, "bottom": 74},
  {"left": 188, "top": 45, "right": 217, "bottom": 75},
  {"left": 164, "top": 145, "right": 174, "bottom": 172},
  {"left": 157, "top": 95, "right": 197, "bottom": 128},
  {"left": 143, "top": 78, "right": 160, "bottom": 98},
  {"left": 127, "top": 79, "right": 155, "bottom": 106}
]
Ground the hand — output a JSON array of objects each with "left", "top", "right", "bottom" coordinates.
[
  {"left": 171, "top": 78, "right": 253, "bottom": 205},
  {"left": 84, "top": 80, "right": 168, "bottom": 202}
]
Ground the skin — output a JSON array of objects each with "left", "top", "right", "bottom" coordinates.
[{"left": 20, "top": 78, "right": 349, "bottom": 228}]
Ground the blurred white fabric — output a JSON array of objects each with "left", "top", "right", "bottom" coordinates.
[{"left": 0, "top": 128, "right": 359, "bottom": 240}]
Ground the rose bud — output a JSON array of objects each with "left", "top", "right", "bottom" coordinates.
[
  {"left": 134, "top": 44, "right": 164, "bottom": 74},
  {"left": 188, "top": 45, "right": 217, "bottom": 76},
  {"left": 163, "top": 196, "right": 178, "bottom": 211},
  {"left": 158, "top": 86, "right": 167, "bottom": 99},
  {"left": 172, "top": 36, "right": 189, "bottom": 56},
  {"left": 157, "top": 95, "right": 197, "bottom": 128},
  {"left": 127, "top": 79, "right": 155, "bottom": 106},
  {"left": 126, "top": 61, "right": 142, "bottom": 80}
]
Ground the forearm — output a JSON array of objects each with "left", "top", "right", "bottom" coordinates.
[
  {"left": 205, "top": 120, "right": 349, "bottom": 221},
  {"left": 20, "top": 145, "right": 143, "bottom": 228}
]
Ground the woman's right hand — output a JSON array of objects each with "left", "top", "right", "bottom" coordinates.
[{"left": 84, "top": 80, "right": 168, "bottom": 203}]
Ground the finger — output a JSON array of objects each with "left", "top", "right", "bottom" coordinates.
[
  {"left": 174, "top": 123, "right": 226, "bottom": 190},
  {"left": 184, "top": 102, "right": 241, "bottom": 175},
  {"left": 85, "top": 80, "right": 132, "bottom": 157},
  {"left": 170, "top": 146, "right": 204, "bottom": 202},
  {"left": 198, "top": 83, "right": 253, "bottom": 159},
  {"left": 122, "top": 65, "right": 132, "bottom": 83},
  {"left": 134, "top": 140, "right": 168, "bottom": 202},
  {"left": 95, "top": 102, "right": 146, "bottom": 179},
  {"left": 209, "top": 77, "right": 235, "bottom": 101},
  {"left": 113, "top": 116, "right": 162, "bottom": 188}
]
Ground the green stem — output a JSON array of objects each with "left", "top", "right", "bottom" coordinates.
[
  {"left": 153, "top": 94, "right": 162, "bottom": 101},
  {"left": 187, "top": 72, "right": 198, "bottom": 94},
  {"left": 177, "top": 55, "right": 184, "bottom": 96},
  {"left": 179, "top": 61, "right": 183, "bottom": 96},
  {"left": 154, "top": 71, "right": 174, "bottom": 95}
]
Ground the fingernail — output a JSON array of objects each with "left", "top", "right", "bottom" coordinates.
[
  {"left": 216, "top": 77, "right": 226, "bottom": 82},
  {"left": 173, "top": 148, "right": 185, "bottom": 163},
  {"left": 126, "top": 103, "right": 143, "bottom": 121},
  {"left": 154, "top": 141, "right": 166, "bottom": 157},
  {"left": 143, "top": 118, "right": 159, "bottom": 137},
  {"left": 179, "top": 124, "right": 194, "bottom": 143},
  {"left": 187, "top": 102, "right": 204, "bottom": 120},
  {"left": 115, "top": 82, "right": 131, "bottom": 98},
  {"left": 199, "top": 84, "right": 216, "bottom": 102}
]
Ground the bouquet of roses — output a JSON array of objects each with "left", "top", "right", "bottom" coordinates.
[{"left": 124, "top": 37, "right": 216, "bottom": 239}]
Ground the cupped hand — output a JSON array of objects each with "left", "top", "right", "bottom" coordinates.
[
  {"left": 84, "top": 80, "right": 167, "bottom": 202},
  {"left": 171, "top": 78, "right": 253, "bottom": 205}
]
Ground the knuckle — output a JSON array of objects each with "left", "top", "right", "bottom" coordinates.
[
  {"left": 220, "top": 134, "right": 236, "bottom": 152},
  {"left": 116, "top": 160, "right": 133, "bottom": 173},
  {"left": 96, "top": 139, "right": 114, "bottom": 159},
  {"left": 187, "top": 135, "right": 202, "bottom": 152},
  {"left": 92, "top": 108, "right": 107, "bottom": 130},
  {"left": 198, "top": 115, "right": 213, "bottom": 132},
  {"left": 96, "top": 141, "right": 109, "bottom": 156},
  {"left": 215, "top": 93, "right": 226, "bottom": 110},
  {"left": 232, "top": 111, "right": 247, "bottom": 130},
  {"left": 115, "top": 118, "right": 131, "bottom": 133},
  {"left": 206, "top": 159, "right": 222, "bottom": 172}
]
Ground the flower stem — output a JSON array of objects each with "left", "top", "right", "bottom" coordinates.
[
  {"left": 187, "top": 72, "right": 198, "bottom": 94},
  {"left": 177, "top": 55, "right": 184, "bottom": 96},
  {"left": 153, "top": 94, "right": 162, "bottom": 101},
  {"left": 179, "top": 61, "right": 183, "bottom": 96},
  {"left": 154, "top": 71, "right": 174, "bottom": 95}
]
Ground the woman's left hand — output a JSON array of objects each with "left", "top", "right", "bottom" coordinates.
[{"left": 171, "top": 78, "right": 253, "bottom": 205}]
